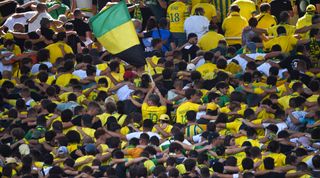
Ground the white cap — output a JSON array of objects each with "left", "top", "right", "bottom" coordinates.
[{"left": 187, "top": 63, "right": 196, "bottom": 72}]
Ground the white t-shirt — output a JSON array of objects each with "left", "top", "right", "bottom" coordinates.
[
  {"left": 72, "top": 69, "right": 87, "bottom": 79},
  {"left": 3, "top": 12, "right": 34, "bottom": 31},
  {"left": 184, "top": 15, "right": 209, "bottom": 39},
  {"left": 0, "top": 52, "right": 14, "bottom": 73},
  {"left": 31, "top": 62, "right": 53, "bottom": 74},
  {"left": 28, "top": 12, "right": 53, "bottom": 32},
  {"left": 126, "top": 132, "right": 161, "bottom": 141}
]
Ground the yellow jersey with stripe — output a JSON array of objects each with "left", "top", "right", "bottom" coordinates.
[
  {"left": 185, "top": 124, "right": 203, "bottom": 137},
  {"left": 212, "top": 0, "right": 233, "bottom": 22},
  {"left": 167, "top": 1, "right": 189, "bottom": 33}
]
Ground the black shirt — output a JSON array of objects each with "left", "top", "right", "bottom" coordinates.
[
  {"left": 69, "top": 18, "right": 91, "bottom": 38},
  {"left": 40, "top": 27, "right": 55, "bottom": 41},
  {"left": 181, "top": 44, "right": 200, "bottom": 62},
  {"left": 295, "top": 0, "right": 320, "bottom": 17},
  {"left": 270, "top": 0, "right": 292, "bottom": 22},
  {"left": 67, "top": 34, "right": 82, "bottom": 54}
]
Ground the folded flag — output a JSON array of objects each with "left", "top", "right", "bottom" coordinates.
[{"left": 89, "top": 1, "right": 145, "bottom": 67}]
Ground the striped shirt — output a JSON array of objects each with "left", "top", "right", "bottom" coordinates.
[{"left": 212, "top": 0, "right": 233, "bottom": 22}]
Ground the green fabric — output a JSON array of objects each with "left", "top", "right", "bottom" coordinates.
[
  {"left": 47, "top": 1, "right": 68, "bottom": 19},
  {"left": 89, "top": 1, "right": 131, "bottom": 37},
  {"left": 218, "top": 95, "right": 229, "bottom": 107}
]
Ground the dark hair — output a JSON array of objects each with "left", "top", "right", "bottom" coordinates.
[
  {"left": 267, "top": 141, "right": 280, "bottom": 153},
  {"left": 277, "top": 26, "right": 287, "bottom": 35},
  {"left": 248, "top": 17, "right": 258, "bottom": 27},
  {"left": 263, "top": 157, "right": 275, "bottom": 170},
  {"left": 187, "top": 33, "right": 197, "bottom": 40},
  {"left": 230, "top": 4, "right": 240, "bottom": 12},
  {"left": 260, "top": 3, "right": 271, "bottom": 12},
  {"left": 56, "top": 32, "right": 66, "bottom": 41},
  {"left": 184, "top": 159, "right": 196, "bottom": 171},
  {"left": 242, "top": 158, "right": 254, "bottom": 170}
]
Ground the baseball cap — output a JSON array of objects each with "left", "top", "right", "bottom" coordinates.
[
  {"left": 57, "top": 146, "right": 68, "bottom": 155},
  {"left": 187, "top": 63, "right": 196, "bottom": 72},
  {"left": 306, "top": 4, "right": 316, "bottom": 12},
  {"left": 5, "top": 157, "right": 17, "bottom": 164},
  {"left": 85, "top": 144, "right": 97, "bottom": 154},
  {"left": 159, "top": 114, "right": 170, "bottom": 121}
]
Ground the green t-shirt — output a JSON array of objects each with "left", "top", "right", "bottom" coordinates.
[
  {"left": 218, "top": 95, "right": 230, "bottom": 107},
  {"left": 47, "top": 1, "right": 69, "bottom": 19}
]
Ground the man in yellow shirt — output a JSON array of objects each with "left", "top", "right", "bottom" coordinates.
[
  {"left": 222, "top": 4, "right": 248, "bottom": 49},
  {"left": 141, "top": 84, "right": 167, "bottom": 124},
  {"left": 255, "top": 3, "right": 277, "bottom": 30},
  {"left": 45, "top": 32, "right": 73, "bottom": 64},
  {"left": 198, "top": 24, "right": 225, "bottom": 51},
  {"left": 255, "top": 11, "right": 318, "bottom": 37},
  {"left": 232, "top": 0, "right": 256, "bottom": 21},
  {"left": 191, "top": 0, "right": 217, "bottom": 23},
  {"left": 296, "top": 5, "right": 316, "bottom": 39},
  {"left": 176, "top": 88, "right": 207, "bottom": 124},
  {"left": 167, "top": 0, "right": 189, "bottom": 46},
  {"left": 264, "top": 140, "right": 286, "bottom": 167},
  {"left": 55, "top": 60, "right": 80, "bottom": 87},
  {"left": 196, "top": 51, "right": 217, "bottom": 80},
  {"left": 263, "top": 26, "right": 308, "bottom": 53}
]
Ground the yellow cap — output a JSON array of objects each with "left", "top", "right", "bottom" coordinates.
[
  {"left": 2, "top": 33, "right": 14, "bottom": 40},
  {"left": 159, "top": 114, "right": 170, "bottom": 121},
  {"left": 306, "top": 4, "right": 316, "bottom": 12}
]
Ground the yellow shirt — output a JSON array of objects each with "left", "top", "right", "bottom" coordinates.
[
  {"left": 96, "top": 113, "right": 111, "bottom": 126},
  {"left": 151, "top": 124, "right": 173, "bottom": 135},
  {"left": 0, "top": 44, "right": 21, "bottom": 55},
  {"left": 145, "top": 56, "right": 164, "bottom": 75},
  {"left": 45, "top": 41, "right": 73, "bottom": 64},
  {"left": 141, "top": 103, "right": 167, "bottom": 123},
  {"left": 226, "top": 118, "right": 242, "bottom": 134},
  {"left": 222, "top": 12, "right": 248, "bottom": 45},
  {"left": 232, "top": 0, "right": 256, "bottom": 21},
  {"left": 255, "top": 13, "right": 277, "bottom": 30},
  {"left": 263, "top": 152, "right": 286, "bottom": 167},
  {"left": 176, "top": 101, "right": 200, "bottom": 124},
  {"left": 267, "top": 24, "right": 296, "bottom": 37},
  {"left": 75, "top": 155, "right": 95, "bottom": 171},
  {"left": 55, "top": 73, "right": 80, "bottom": 87},
  {"left": 278, "top": 92, "right": 299, "bottom": 110},
  {"left": 296, "top": 14, "right": 313, "bottom": 39},
  {"left": 196, "top": 62, "right": 218, "bottom": 80},
  {"left": 307, "top": 94, "right": 319, "bottom": 103},
  {"left": 191, "top": 3, "right": 217, "bottom": 21},
  {"left": 263, "top": 35, "right": 298, "bottom": 53},
  {"left": 198, "top": 31, "right": 225, "bottom": 51},
  {"left": 167, "top": 1, "right": 189, "bottom": 33}
]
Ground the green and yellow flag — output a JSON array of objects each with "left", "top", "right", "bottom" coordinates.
[{"left": 89, "top": 1, "right": 145, "bottom": 67}]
